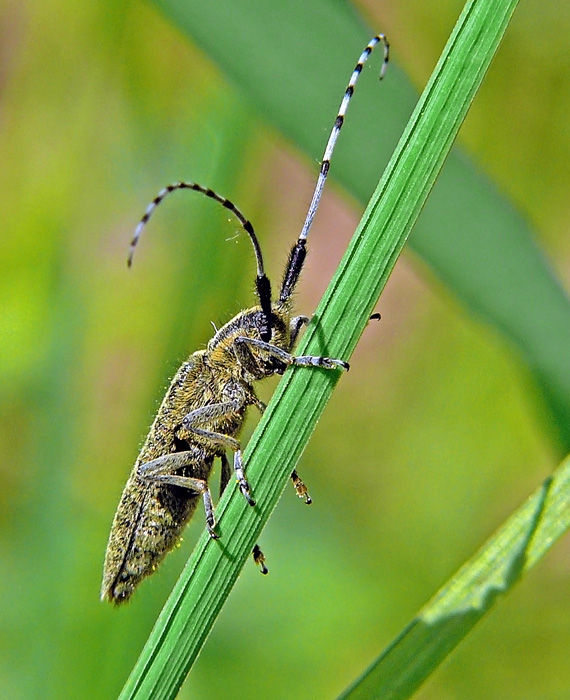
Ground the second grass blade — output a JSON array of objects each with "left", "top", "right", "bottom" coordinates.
[{"left": 338, "top": 452, "right": 570, "bottom": 700}]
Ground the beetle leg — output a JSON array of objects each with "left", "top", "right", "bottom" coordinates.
[
  {"left": 233, "top": 449, "right": 255, "bottom": 506},
  {"left": 138, "top": 452, "right": 218, "bottom": 537},
  {"left": 291, "top": 469, "right": 312, "bottom": 505},
  {"left": 235, "top": 336, "right": 350, "bottom": 372}
]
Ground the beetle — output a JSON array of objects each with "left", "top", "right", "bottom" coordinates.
[{"left": 101, "top": 34, "right": 389, "bottom": 604}]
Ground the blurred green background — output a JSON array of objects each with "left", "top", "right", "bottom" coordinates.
[{"left": 2, "top": 0, "right": 570, "bottom": 698}]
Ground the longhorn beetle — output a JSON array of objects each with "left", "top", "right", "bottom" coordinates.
[{"left": 101, "top": 35, "right": 389, "bottom": 604}]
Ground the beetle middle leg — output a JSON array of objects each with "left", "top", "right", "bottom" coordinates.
[
  {"left": 290, "top": 469, "right": 312, "bottom": 504},
  {"left": 250, "top": 389, "right": 312, "bottom": 504},
  {"left": 220, "top": 452, "right": 268, "bottom": 574},
  {"left": 182, "top": 400, "right": 255, "bottom": 505},
  {"left": 137, "top": 452, "right": 218, "bottom": 537}
]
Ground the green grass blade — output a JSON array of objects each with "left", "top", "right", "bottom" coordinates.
[
  {"left": 338, "top": 454, "right": 570, "bottom": 700},
  {"left": 153, "top": 0, "right": 570, "bottom": 446},
  {"left": 119, "top": 1, "right": 520, "bottom": 697}
]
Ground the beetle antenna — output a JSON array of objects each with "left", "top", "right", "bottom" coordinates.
[
  {"left": 128, "top": 182, "right": 265, "bottom": 275},
  {"left": 128, "top": 182, "right": 273, "bottom": 338},
  {"left": 279, "top": 34, "right": 389, "bottom": 305}
]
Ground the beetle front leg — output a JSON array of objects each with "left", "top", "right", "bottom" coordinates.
[
  {"left": 289, "top": 315, "right": 310, "bottom": 347},
  {"left": 235, "top": 336, "right": 350, "bottom": 372}
]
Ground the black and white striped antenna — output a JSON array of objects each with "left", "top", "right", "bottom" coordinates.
[
  {"left": 127, "top": 35, "right": 390, "bottom": 324},
  {"left": 279, "top": 34, "right": 389, "bottom": 304},
  {"left": 299, "top": 34, "right": 389, "bottom": 243}
]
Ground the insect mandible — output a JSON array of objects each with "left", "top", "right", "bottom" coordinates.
[{"left": 101, "top": 34, "right": 389, "bottom": 604}]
